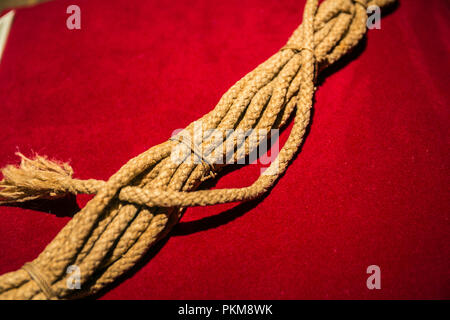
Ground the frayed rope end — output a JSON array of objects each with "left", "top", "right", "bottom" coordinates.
[{"left": 0, "top": 153, "right": 74, "bottom": 204}]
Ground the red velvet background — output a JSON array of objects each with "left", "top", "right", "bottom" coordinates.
[{"left": 0, "top": 0, "right": 448, "bottom": 299}]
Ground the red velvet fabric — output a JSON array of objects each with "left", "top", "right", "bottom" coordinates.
[{"left": 0, "top": 0, "right": 448, "bottom": 299}]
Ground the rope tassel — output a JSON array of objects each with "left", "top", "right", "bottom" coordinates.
[
  {"left": 0, "top": 153, "right": 103, "bottom": 204},
  {"left": 0, "top": 153, "right": 76, "bottom": 203},
  {"left": 0, "top": 0, "right": 397, "bottom": 299}
]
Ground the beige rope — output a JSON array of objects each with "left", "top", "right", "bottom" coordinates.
[
  {"left": 353, "top": 0, "right": 369, "bottom": 9},
  {"left": 0, "top": 0, "right": 396, "bottom": 299}
]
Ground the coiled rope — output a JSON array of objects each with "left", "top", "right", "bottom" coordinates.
[{"left": 0, "top": 0, "right": 396, "bottom": 299}]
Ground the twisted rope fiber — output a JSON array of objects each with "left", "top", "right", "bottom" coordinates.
[{"left": 0, "top": 0, "right": 396, "bottom": 299}]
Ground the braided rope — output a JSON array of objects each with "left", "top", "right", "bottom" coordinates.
[{"left": 0, "top": 0, "right": 396, "bottom": 299}]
